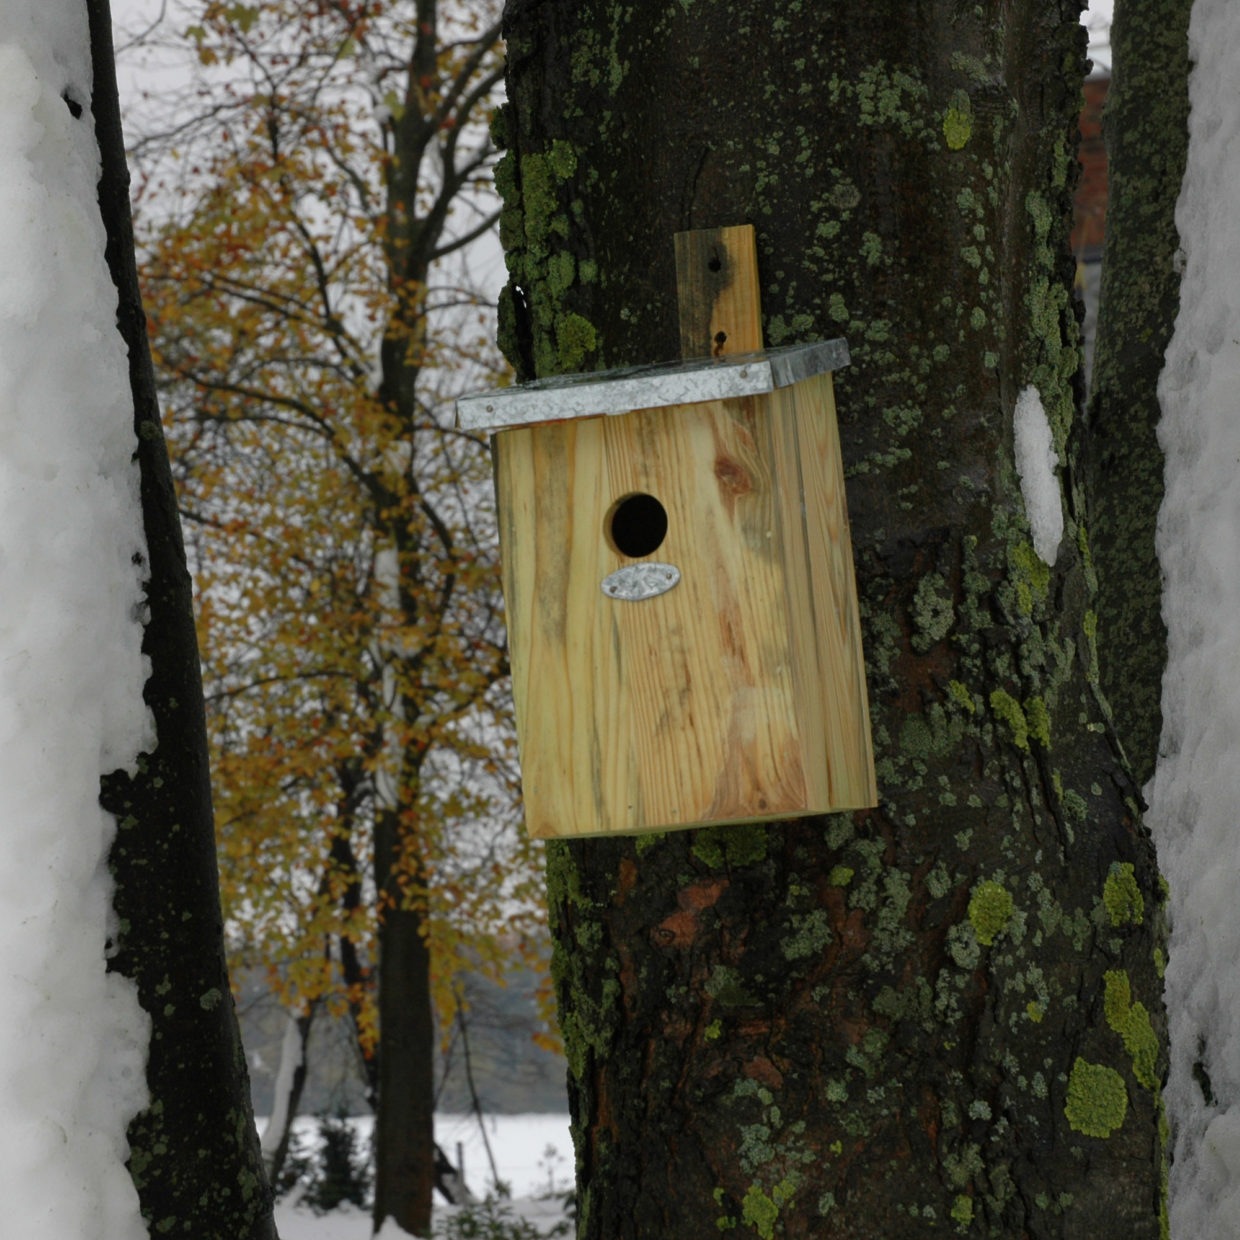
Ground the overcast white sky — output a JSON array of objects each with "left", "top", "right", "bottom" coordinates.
[{"left": 108, "top": 1, "right": 1116, "bottom": 71}]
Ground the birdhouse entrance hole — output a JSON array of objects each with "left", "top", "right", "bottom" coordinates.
[{"left": 607, "top": 492, "right": 668, "bottom": 557}]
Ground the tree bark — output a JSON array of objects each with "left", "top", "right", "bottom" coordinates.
[
  {"left": 372, "top": 791, "right": 436, "bottom": 1237},
  {"left": 499, "top": 2, "right": 1168, "bottom": 1236},
  {"left": 1086, "top": 0, "right": 1192, "bottom": 786},
  {"left": 89, "top": 2, "right": 277, "bottom": 1236}
]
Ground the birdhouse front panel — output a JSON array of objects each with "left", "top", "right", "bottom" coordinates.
[{"left": 490, "top": 363, "right": 875, "bottom": 839}]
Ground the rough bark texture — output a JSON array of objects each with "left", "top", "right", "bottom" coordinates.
[
  {"left": 372, "top": 793, "right": 436, "bottom": 1237},
  {"left": 89, "top": 2, "right": 278, "bottom": 1236},
  {"left": 1086, "top": 0, "right": 1191, "bottom": 786},
  {"left": 498, "top": 1, "right": 1168, "bottom": 1236}
]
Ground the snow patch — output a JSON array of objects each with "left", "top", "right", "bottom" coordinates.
[
  {"left": 0, "top": 4, "right": 152, "bottom": 1237},
  {"left": 1012, "top": 385, "right": 1063, "bottom": 565},
  {"left": 374, "top": 1220, "right": 417, "bottom": 1240}
]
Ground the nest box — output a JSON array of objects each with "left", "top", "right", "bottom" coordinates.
[{"left": 458, "top": 225, "right": 875, "bottom": 839}]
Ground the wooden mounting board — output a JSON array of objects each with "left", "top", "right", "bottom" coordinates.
[{"left": 675, "top": 225, "right": 764, "bottom": 358}]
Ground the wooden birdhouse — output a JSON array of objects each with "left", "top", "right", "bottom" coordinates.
[{"left": 457, "top": 226, "right": 875, "bottom": 839}]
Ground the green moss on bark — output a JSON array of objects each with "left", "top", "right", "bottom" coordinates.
[
  {"left": 1065, "top": 1058, "right": 1128, "bottom": 1138},
  {"left": 968, "top": 881, "right": 1015, "bottom": 946}
]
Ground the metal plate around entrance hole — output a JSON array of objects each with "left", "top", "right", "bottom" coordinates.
[{"left": 601, "top": 562, "right": 681, "bottom": 601}]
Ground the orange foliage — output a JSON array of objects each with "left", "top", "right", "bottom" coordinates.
[{"left": 132, "top": 0, "right": 555, "bottom": 1060}]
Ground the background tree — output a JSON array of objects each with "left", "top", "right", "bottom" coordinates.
[
  {"left": 89, "top": 1, "right": 277, "bottom": 1235},
  {"left": 497, "top": 1, "right": 1171, "bottom": 1236},
  {"left": 125, "top": 2, "right": 549, "bottom": 1234}
]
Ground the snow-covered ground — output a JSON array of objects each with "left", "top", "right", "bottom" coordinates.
[
  {"left": 429, "top": 1113, "right": 573, "bottom": 1199},
  {"left": 272, "top": 1113, "right": 573, "bottom": 1239},
  {"left": 271, "top": 1112, "right": 574, "bottom": 1202},
  {"left": 280, "top": 1196, "right": 570, "bottom": 1240}
]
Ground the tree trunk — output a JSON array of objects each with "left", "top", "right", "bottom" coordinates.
[
  {"left": 499, "top": 2, "right": 1168, "bottom": 1236},
  {"left": 1086, "top": 0, "right": 1192, "bottom": 786},
  {"left": 372, "top": 787, "right": 436, "bottom": 1236},
  {"left": 89, "top": 2, "right": 277, "bottom": 1236},
  {"left": 261, "top": 1005, "right": 315, "bottom": 1188}
]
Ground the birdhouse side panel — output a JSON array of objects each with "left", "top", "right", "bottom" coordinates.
[{"left": 769, "top": 374, "right": 877, "bottom": 810}]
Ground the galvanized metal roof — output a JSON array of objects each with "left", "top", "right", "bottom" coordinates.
[{"left": 456, "top": 338, "right": 850, "bottom": 432}]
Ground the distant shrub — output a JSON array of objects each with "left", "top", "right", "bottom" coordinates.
[
  {"left": 438, "top": 1193, "right": 571, "bottom": 1239},
  {"left": 301, "top": 1112, "right": 372, "bottom": 1215},
  {"left": 272, "top": 1128, "right": 313, "bottom": 1200}
]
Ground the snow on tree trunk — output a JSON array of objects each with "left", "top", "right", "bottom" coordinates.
[
  {"left": 0, "top": 5, "right": 151, "bottom": 1237},
  {"left": 1014, "top": 386, "right": 1065, "bottom": 567},
  {"left": 1151, "top": 2, "right": 1240, "bottom": 1234},
  {"left": 260, "top": 1007, "right": 309, "bottom": 1176}
]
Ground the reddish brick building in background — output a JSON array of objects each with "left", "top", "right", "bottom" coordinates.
[
  {"left": 1074, "top": 75, "right": 1109, "bottom": 261},
  {"left": 1074, "top": 74, "right": 1109, "bottom": 380}
]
